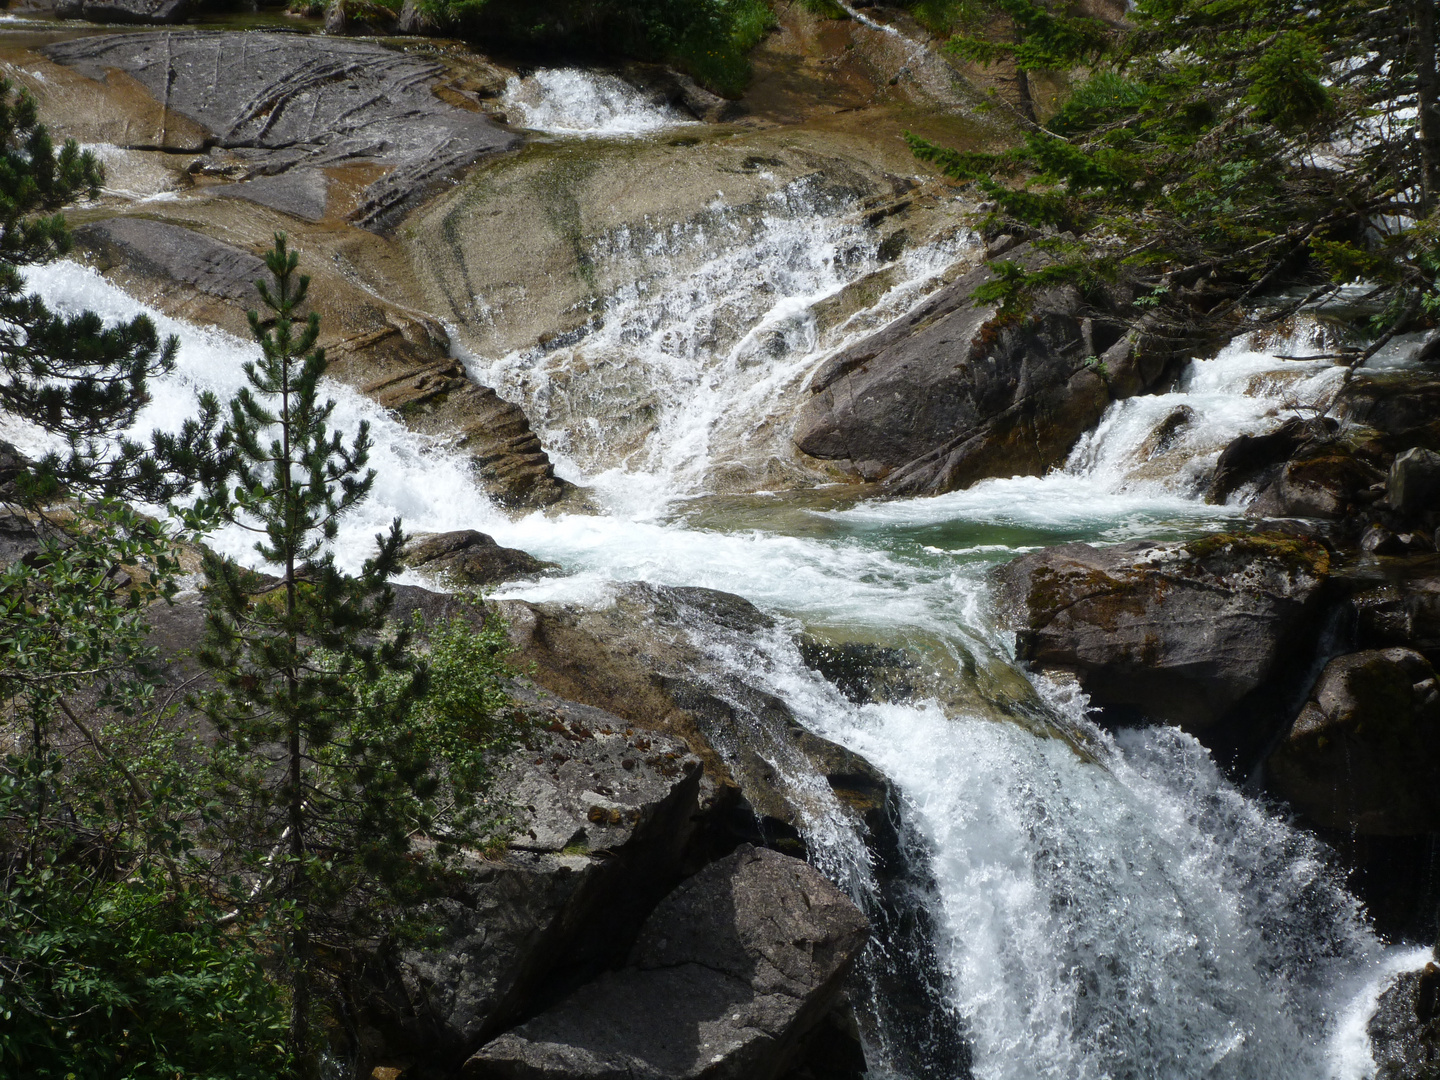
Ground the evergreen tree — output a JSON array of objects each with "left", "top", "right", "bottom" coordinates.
[
  {"left": 944, "top": 0, "right": 1109, "bottom": 124},
  {"left": 189, "top": 234, "right": 518, "bottom": 1070},
  {"left": 0, "top": 80, "right": 196, "bottom": 502},
  {"left": 907, "top": 0, "right": 1440, "bottom": 357}
]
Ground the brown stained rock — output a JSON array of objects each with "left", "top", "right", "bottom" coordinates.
[
  {"left": 464, "top": 846, "right": 868, "bottom": 1080},
  {"left": 991, "top": 534, "right": 1331, "bottom": 736},
  {"left": 403, "top": 530, "right": 557, "bottom": 587},
  {"left": 1247, "top": 442, "right": 1384, "bottom": 520},
  {"left": 792, "top": 255, "right": 1126, "bottom": 496},
  {"left": 69, "top": 216, "right": 575, "bottom": 510},
  {"left": 1267, "top": 648, "right": 1440, "bottom": 835}
]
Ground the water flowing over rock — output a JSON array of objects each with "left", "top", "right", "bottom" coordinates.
[
  {"left": 793, "top": 258, "right": 1144, "bottom": 494},
  {"left": 992, "top": 534, "right": 1331, "bottom": 752},
  {"left": 40, "top": 31, "right": 520, "bottom": 228},
  {"left": 1267, "top": 648, "right": 1440, "bottom": 835},
  {"left": 70, "top": 216, "right": 575, "bottom": 509},
  {"left": 463, "top": 845, "right": 869, "bottom": 1080}
]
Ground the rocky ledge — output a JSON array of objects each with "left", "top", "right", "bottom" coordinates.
[
  {"left": 992, "top": 532, "right": 1331, "bottom": 763},
  {"left": 42, "top": 31, "right": 520, "bottom": 228},
  {"left": 793, "top": 246, "right": 1180, "bottom": 494},
  {"left": 464, "top": 845, "right": 869, "bottom": 1080}
]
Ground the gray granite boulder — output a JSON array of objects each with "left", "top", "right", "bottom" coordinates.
[
  {"left": 75, "top": 218, "right": 266, "bottom": 303},
  {"left": 404, "top": 530, "right": 557, "bottom": 588},
  {"left": 792, "top": 256, "right": 1120, "bottom": 495},
  {"left": 464, "top": 845, "right": 869, "bottom": 1080},
  {"left": 55, "top": 0, "right": 190, "bottom": 23},
  {"left": 992, "top": 534, "right": 1331, "bottom": 736},
  {"left": 1391, "top": 447, "right": 1440, "bottom": 520},
  {"left": 366, "top": 692, "right": 706, "bottom": 1065}
]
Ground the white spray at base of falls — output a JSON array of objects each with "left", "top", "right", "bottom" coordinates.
[
  {"left": 500, "top": 70, "right": 697, "bottom": 137},
  {"left": 9, "top": 241, "right": 1422, "bottom": 1077}
]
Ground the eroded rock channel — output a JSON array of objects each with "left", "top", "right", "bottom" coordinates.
[{"left": 5, "top": 5, "right": 1440, "bottom": 1079}]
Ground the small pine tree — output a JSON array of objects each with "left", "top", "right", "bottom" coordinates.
[{"left": 191, "top": 233, "right": 499, "bottom": 1069}]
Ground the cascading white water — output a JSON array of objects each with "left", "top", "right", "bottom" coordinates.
[
  {"left": 461, "top": 173, "right": 978, "bottom": 504},
  {"left": 500, "top": 69, "right": 696, "bottom": 137},
  {"left": 9, "top": 183, "right": 1424, "bottom": 1078}
]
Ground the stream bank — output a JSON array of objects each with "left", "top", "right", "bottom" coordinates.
[{"left": 2, "top": 6, "right": 1439, "bottom": 1078}]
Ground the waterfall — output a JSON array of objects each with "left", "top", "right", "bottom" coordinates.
[
  {"left": 9, "top": 153, "right": 1419, "bottom": 1078},
  {"left": 500, "top": 70, "right": 698, "bottom": 137},
  {"left": 459, "top": 173, "right": 978, "bottom": 505}
]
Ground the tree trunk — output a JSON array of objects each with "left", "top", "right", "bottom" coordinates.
[{"left": 1417, "top": 0, "right": 1440, "bottom": 212}]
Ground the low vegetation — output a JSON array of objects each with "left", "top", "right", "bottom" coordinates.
[{"left": 0, "top": 85, "right": 521, "bottom": 1077}]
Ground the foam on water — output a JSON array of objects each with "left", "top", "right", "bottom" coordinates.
[
  {"left": 500, "top": 69, "right": 696, "bottom": 137},
  {"left": 461, "top": 175, "right": 978, "bottom": 501},
  {"left": 12, "top": 247, "right": 1415, "bottom": 1078},
  {"left": 8, "top": 261, "right": 507, "bottom": 579}
]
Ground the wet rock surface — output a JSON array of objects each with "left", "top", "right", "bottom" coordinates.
[
  {"left": 1267, "top": 648, "right": 1440, "bottom": 835},
  {"left": 41, "top": 31, "right": 520, "bottom": 227},
  {"left": 464, "top": 844, "right": 869, "bottom": 1080},
  {"left": 992, "top": 534, "right": 1331, "bottom": 743},
  {"left": 1369, "top": 964, "right": 1440, "bottom": 1080},
  {"left": 55, "top": 0, "right": 190, "bottom": 23},
  {"left": 70, "top": 215, "right": 574, "bottom": 509},
  {"left": 404, "top": 530, "right": 557, "bottom": 588},
  {"left": 76, "top": 217, "right": 267, "bottom": 303},
  {"left": 793, "top": 258, "right": 1129, "bottom": 494}
]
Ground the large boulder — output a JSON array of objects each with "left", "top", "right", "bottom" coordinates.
[
  {"left": 41, "top": 32, "right": 520, "bottom": 229},
  {"left": 1352, "top": 573, "right": 1440, "bottom": 664},
  {"left": 364, "top": 690, "right": 708, "bottom": 1068},
  {"left": 791, "top": 254, "right": 1156, "bottom": 495},
  {"left": 464, "top": 845, "right": 869, "bottom": 1080},
  {"left": 1266, "top": 648, "right": 1440, "bottom": 835},
  {"left": 404, "top": 530, "right": 557, "bottom": 588},
  {"left": 1390, "top": 447, "right": 1440, "bottom": 520},
  {"left": 992, "top": 534, "right": 1331, "bottom": 742}
]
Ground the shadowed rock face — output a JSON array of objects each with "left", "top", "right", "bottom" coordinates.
[
  {"left": 1369, "top": 965, "right": 1440, "bottom": 1080},
  {"left": 1268, "top": 648, "right": 1440, "bottom": 835},
  {"left": 41, "top": 31, "right": 520, "bottom": 227},
  {"left": 992, "top": 534, "right": 1331, "bottom": 741},
  {"left": 464, "top": 845, "right": 869, "bottom": 1080},
  {"left": 792, "top": 259, "right": 1115, "bottom": 494},
  {"left": 365, "top": 689, "right": 707, "bottom": 1066}
]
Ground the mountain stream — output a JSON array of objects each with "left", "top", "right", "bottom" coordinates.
[{"left": 4, "top": 69, "right": 1431, "bottom": 1080}]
